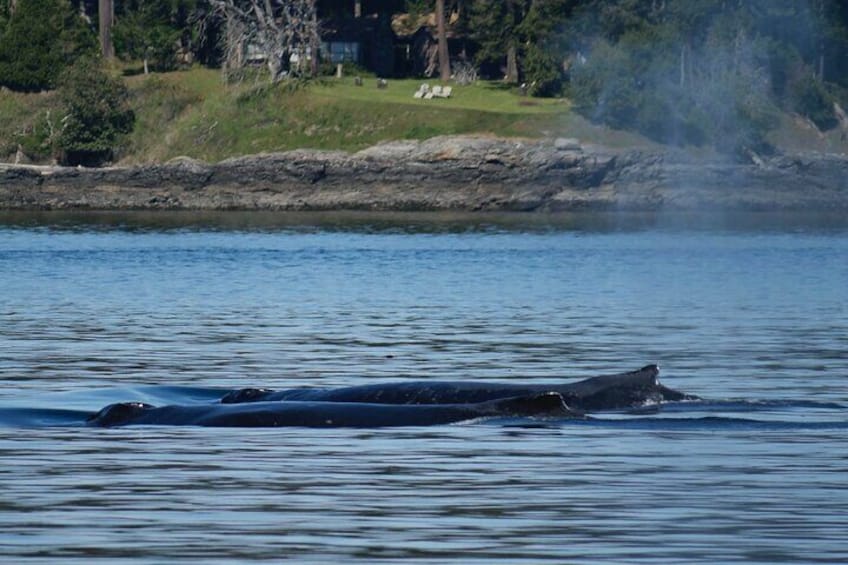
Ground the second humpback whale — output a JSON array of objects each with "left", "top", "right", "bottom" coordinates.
[
  {"left": 87, "top": 392, "right": 578, "bottom": 428},
  {"left": 220, "top": 364, "right": 692, "bottom": 411}
]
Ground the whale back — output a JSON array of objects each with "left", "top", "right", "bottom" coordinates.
[{"left": 219, "top": 365, "right": 691, "bottom": 411}]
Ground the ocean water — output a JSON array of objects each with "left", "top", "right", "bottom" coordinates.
[{"left": 0, "top": 210, "right": 846, "bottom": 563}]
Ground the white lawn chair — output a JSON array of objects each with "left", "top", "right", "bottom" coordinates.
[
  {"left": 425, "top": 85, "right": 441, "bottom": 99},
  {"left": 413, "top": 84, "right": 430, "bottom": 98}
]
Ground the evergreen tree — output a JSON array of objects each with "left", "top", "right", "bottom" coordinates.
[
  {"left": 0, "top": 2, "right": 9, "bottom": 36},
  {"left": 517, "top": 0, "right": 574, "bottom": 96},
  {"left": 469, "top": 0, "right": 525, "bottom": 83},
  {"left": 0, "top": 0, "right": 96, "bottom": 92},
  {"left": 113, "top": 0, "right": 197, "bottom": 73},
  {"left": 469, "top": 0, "right": 571, "bottom": 93}
]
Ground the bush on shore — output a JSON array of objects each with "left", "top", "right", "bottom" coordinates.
[{"left": 55, "top": 58, "right": 136, "bottom": 166}]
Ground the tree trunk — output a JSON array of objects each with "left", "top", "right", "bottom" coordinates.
[
  {"left": 505, "top": 44, "right": 518, "bottom": 84},
  {"left": 310, "top": 3, "right": 319, "bottom": 78},
  {"left": 225, "top": 16, "right": 245, "bottom": 71},
  {"left": 436, "top": 0, "right": 450, "bottom": 81},
  {"left": 268, "top": 53, "right": 283, "bottom": 82},
  {"left": 98, "top": 0, "right": 114, "bottom": 59}
]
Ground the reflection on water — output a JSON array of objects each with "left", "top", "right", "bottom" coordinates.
[
  {"left": 1, "top": 211, "right": 847, "bottom": 563},
  {"left": 3, "top": 209, "right": 848, "bottom": 234}
]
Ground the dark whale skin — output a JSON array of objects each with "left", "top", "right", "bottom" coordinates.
[
  {"left": 220, "top": 365, "right": 694, "bottom": 411},
  {"left": 87, "top": 392, "right": 580, "bottom": 428}
]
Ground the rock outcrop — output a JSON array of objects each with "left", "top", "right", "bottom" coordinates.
[{"left": 1, "top": 136, "right": 847, "bottom": 211}]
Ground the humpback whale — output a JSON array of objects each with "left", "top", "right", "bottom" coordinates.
[
  {"left": 220, "top": 364, "right": 692, "bottom": 411},
  {"left": 87, "top": 392, "right": 579, "bottom": 428}
]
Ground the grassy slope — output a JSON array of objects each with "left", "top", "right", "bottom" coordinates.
[
  {"left": 120, "top": 67, "right": 660, "bottom": 163},
  {"left": 0, "top": 88, "right": 59, "bottom": 159},
  {"left": 2, "top": 66, "right": 846, "bottom": 164}
]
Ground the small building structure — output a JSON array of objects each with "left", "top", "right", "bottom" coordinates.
[
  {"left": 318, "top": 0, "right": 404, "bottom": 77},
  {"left": 317, "top": 0, "right": 473, "bottom": 79}
]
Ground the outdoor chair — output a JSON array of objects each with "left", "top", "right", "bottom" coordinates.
[
  {"left": 425, "top": 85, "right": 442, "bottom": 99},
  {"left": 413, "top": 84, "right": 430, "bottom": 98}
]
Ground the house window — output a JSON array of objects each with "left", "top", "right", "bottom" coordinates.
[{"left": 322, "top": 41, "right": 360, "bottom": 63}]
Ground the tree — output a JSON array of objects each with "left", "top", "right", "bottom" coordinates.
[
  {"left": 209, "top": 0, "right": 319, "bottom": 83},
  {"left": 113, "top": 0, "right": 186, "bottom": 73},
  {"left": 567, "top": 0, "right": 781, "bottom": 156},
  {"left": 470, "top": 0, "right": 571, "bottom": 89},
  {"left": 0, "top": 0, "right": 96, "bottom": 92},
  {"left": 0, "top": 0, "right": 16, "bottom": 26},
  {"left": 0, "top": 1, "right": 10, "bottom": 32},
  {"left": 470, "top": 0, "right": 524, "bottom": 83},
  {"left": 516, "top": 0, "right": 573, "bottom": 95},
  {"left": 56, "top": 56, "right": 135, "bottom": 165}
]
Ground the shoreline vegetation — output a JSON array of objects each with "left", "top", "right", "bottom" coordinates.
[
  {"left": 2, "top": 67, "right": 664, "bottom": 164},
  {"left": 2, "top": 68, "right": 848, "bottom": 212},
  {"left": 6, "top": 67, "right": 848, "bottom": 164}
]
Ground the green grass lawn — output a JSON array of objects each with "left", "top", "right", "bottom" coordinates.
[{"left": 311, "top": 76, "right": 568, "bottom": 114}]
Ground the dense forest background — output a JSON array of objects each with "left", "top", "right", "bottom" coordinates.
[{"left": 1, "top": 0, "right": 847, "bottom": 161}]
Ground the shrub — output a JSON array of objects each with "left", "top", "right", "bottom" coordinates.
[
  {"left": 16, "top": 112, "right": 59, "bottom": 161},
  {"left": 788, "top": 73, "right": 837, "bottom": 131},
  {"left": 569, "top": 40, "right": 642, "bottom": 129},
  {"left": 56, "top": 58, "right": 136, "bottom": 166}
]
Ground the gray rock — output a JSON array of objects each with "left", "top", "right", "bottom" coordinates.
[
  {"left": 1, "top": 137, "right": 847, "bottom": 211},
  {"left": 554, "top": 137, "right": 581, "bottom": 151}
]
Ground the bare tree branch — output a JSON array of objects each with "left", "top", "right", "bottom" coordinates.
[{"left": 207, "top": 0, "right": 319, "bottom": 84}]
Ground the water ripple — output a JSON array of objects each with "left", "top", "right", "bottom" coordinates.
[{"left": 1, "top": 214, "right": 847, "bottom": 562}]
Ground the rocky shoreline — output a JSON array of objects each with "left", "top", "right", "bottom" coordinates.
[{"left": 1, "top": 136, "right": 847, "bottom": 211}]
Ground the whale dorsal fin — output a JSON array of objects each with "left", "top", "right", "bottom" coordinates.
[
  {"left": 87, "top": 402, "right": 154, "bottom": 427},
  {"left": 492, "top": 392, "right": 585, "bottom": 418}
]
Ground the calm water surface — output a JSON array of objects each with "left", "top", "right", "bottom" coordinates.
[{"left": 1, "top": 211, "right": 846, "bottom": 563}]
